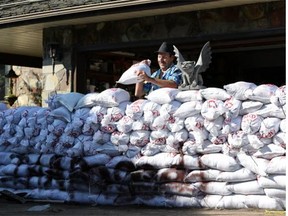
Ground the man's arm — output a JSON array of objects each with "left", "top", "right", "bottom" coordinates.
[
  {"left": 135, "top": 81, "right": 145, "bottom": 98},
  {"left": 147, "top": 77, "right": 178, "bottom": 88}
]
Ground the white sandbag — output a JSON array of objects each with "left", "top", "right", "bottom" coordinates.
[
  {"left": 223, "top": 81, "right": 257, "bottom": 100},
  {"left": 195, "top": 181, "right": 232, "bottom": 195},
  {"left": 204, "top": 116, "right": 224, "bottom": 136},
  {"left": 201, "top": 99, "right": 227, "bottom": 121},
  {"left": 273, "top": 132, "right": 286, "bottom": 149},
  {"left": 116, "top": 115, "right": 134, "bottom": 133},
  {"left": 165, "top": 129, "right": 188, "bottom": 149},
  {"left": 215, "top": 195, "right": 247, "bottom": 209},
  {"left": 142, "top": 101, "right": 161, "bottom": 123},
  {"left": 159, "top": 100, "right": 182, "bottom": 116},
  {"left": 149, "top": 129, "right": 170, "bottom": 145},
  {"left": 129, "top": 130, "right": 150, "bottom": 147},
  {"left": 0, "top": 152, "right": 20, "bottom": 165},
  {"left": 135, "top": 152, "right": 178, "bottom": 169},
  {"left": 132, "top": 118, "right": 149, "bottom": 131},
  {"left": 93, "top": 142, "right": 122, "bottom": 157},
  {"left": 253, "top": 104, "right": 286, "bottom": 119},
  {"left": 166, "top": 116, "right": 184, "bottom": 132},
  {"left": 184, "top": 169, "right": 221, "bottom": 183},
  {"left": 259, "top": 117, "right": 281, "bottom": 139},
  {"left": 94, "top": 88, "right": 130, "bottom": 107},
  {"left": 278, "top": 119, "right": 286, "bottom": 134},
  {"left": 221, "top": 116, "right": 242, "bottom": 134},
  {"left": 200, "top": 195, "right": 223, "bottom": 208},
  {"left": 159, "top": 182, "right": 200, "bottom": 197},
  {"left": 265, "top": 156, "right": 286, "bottom": 174},
  {"left": 110, "top": 131, "right": 130, "bottom": 146},
  {"left": 156, "top": 168, "right": 186, "bottom": 182},
  {"left": 246, "top": 84, "right": 279, "bottom": 104},
  {"left": 166, "top": 195, "right": 201, "bottom": 208},
  {"left": 223, "top": 97, "right": 242, "bottom": 118},
  {"left": 227, "top": 131, "right": 249, "bottom": 148},
  {"left": 188, "top": 130, "right": 209, "bottom": 143},
  {"left": 237, "top": 152, "right": 269, "bottom": 176},
  {"left": 143, "top": 100, "right": 161, "bottom": 114},
  {"left": 85, "top": 193, "right": 119, "bottom": 205},
  {"left": 208, "top": 133, "right": 227, "bottom": 145},
  {"left": 125, "top": 99, "right": 148, "bottom": 120},
  {"left": 89, "top": 105, "right": 107, "bottom": 123},
  {"left": 253, "top": 144, "right": 285, "bottom": 160},
  {"left": 194, "top": 139, "right": 223, "bottom": 154},
  {"left": 100, "top": 123, "right": 117, "bottom": 134},
  {"left": 258, "top": 175, "right": 286, "bottom": 189},
  {"left": 200, "top": 153, "right": 241, "bottom": 172},
  {"left": 173, "top": 101, "right": 202, "bottom": 119},
  {"left": 146, "top": 88, "right": 180, "bottom": 104},
  {"left": 199, "top": 87, "right": 231, "bottom": 101},
  {"left": 56, "top": 92, "right": 84, "bottom": 112},
  {"left": 216, "top": 167, "right": 256, "bottom": 182},
  {"left": 149, "top": 114, "right": 169, "bottom": 131},
  {"left": 103, "top": 101, "right": 130, "bottom": 123},
  {"left": 221, "top": 143, "right": 239, "bottom": 157},
  {"left": 0, "top": 164, "right": 29, "bottom": 177},
  {"left": 239, "top": 100, "right": 263, "bottom": 115},
  {"left": 180, "top": 154, "right": 204, "bottom": 170},
  {"left": 226, "top": 180, "right": 265, "bottom": 195},
  {"left": 74, "top": 92, "right": 99, "bottom": 109},
  {"left": 245, "top": 195, "right": 285, "bottom": 210},
  {"left": 47, "top": 119, "right": 67, "bottom": 137},
  {"left": 49, "top": 106, "right": 71, "bottom": 123},
  {"left": 45, "top": 93, "right": 61, "bottom": 110},
  {"left": 264, "top": 188, "right": 286, "bottom": 199},
  {"left": 125, "top": 145, "right": 141, "bottom": 158},
  {"left": 24, "top": 189, "right": 70, "bottom": 201},
  {"left": 271, "top": 85, "right": 286, "bottom": 105},
  {"left": 93, "top": 130, "right": 111, "bottom": 144},
  {"left": 105, "top": 155, "right": 136, "bottom": 170},
  {"left": 182, "top": 139, "right": 199, "bottom": 155},
  {"left": 247, "top": 133, "right": 271, "bottom": 149},
  {"left": 64, "top": 121, "right": 83, "bottom": 137},
  {"left": 184, "top": 114, "right": 205, "bottom": 131},
  {"left": 175, "top": 90, "right": 202, "bottom": 102},
  {"left": 241, "top": 113, "right": 263, "bottom": 134},
  {"left": 160, "top": 144, "right": 181, "bottom": 155},
  {"left": 140, "top": 142, "right": 161, "bottom": 156},
  {"left": 116, "top": 59, "right": 151, "bottom": 85}
]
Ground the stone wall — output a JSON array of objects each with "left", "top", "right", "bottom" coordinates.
[{"left": 10, "top": 66, "right": 43, "bottom": 107}]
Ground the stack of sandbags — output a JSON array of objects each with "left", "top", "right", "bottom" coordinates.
[{"left": 0, "top": 83, "right": 285, "bottom": 210}]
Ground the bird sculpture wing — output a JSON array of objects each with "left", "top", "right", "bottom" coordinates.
[
  {"left": 195, "top": 41, "right": 212, "bottom": 74},
  {"left": 173, "top": 45, "right": 186, "bottom": 71}
]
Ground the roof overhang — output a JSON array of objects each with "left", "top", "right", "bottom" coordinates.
[{"left": 0, "top": 0, "right": 282, "bottom": 67}]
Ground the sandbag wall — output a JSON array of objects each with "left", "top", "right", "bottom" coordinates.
[{"left": 0, "top": 82, "right": 285, "bottom": 210}]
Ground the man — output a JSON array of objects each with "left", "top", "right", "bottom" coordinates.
[{"left": 134, "top": 41, "right": 182, "bottom": 98}]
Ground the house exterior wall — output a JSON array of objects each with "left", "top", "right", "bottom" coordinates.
[
  {"left": 0, "top": 1, "right": 284, "bottom": 107},
  {"left": 73, "top": 2, "right": 284, "bottom": 46},
  {"left": 40, "top": 1, "right": 284, "bottom": 106},
  {"left": 0, "top": 0, "right": 111, "bottom": 18}
]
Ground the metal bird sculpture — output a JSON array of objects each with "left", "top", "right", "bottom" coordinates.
[{"left": 174, "top": 41, "right": 212, "bottom": 90}]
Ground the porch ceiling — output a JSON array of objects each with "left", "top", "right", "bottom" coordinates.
[{"left": 0, "top": 0, "right": 282, "bottom": 66}]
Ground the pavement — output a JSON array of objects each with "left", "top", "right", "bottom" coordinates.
[{"left": 0, "top": 198, "right": 286, "bottom": 216}]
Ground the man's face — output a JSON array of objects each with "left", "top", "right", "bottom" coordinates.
[{"left": 157, "top": 52, "right": 174, "bottom": 71}]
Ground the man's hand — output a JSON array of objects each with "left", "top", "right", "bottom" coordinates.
[{"left": 136, "top": 70, "right": 151, "bottom": 82}]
